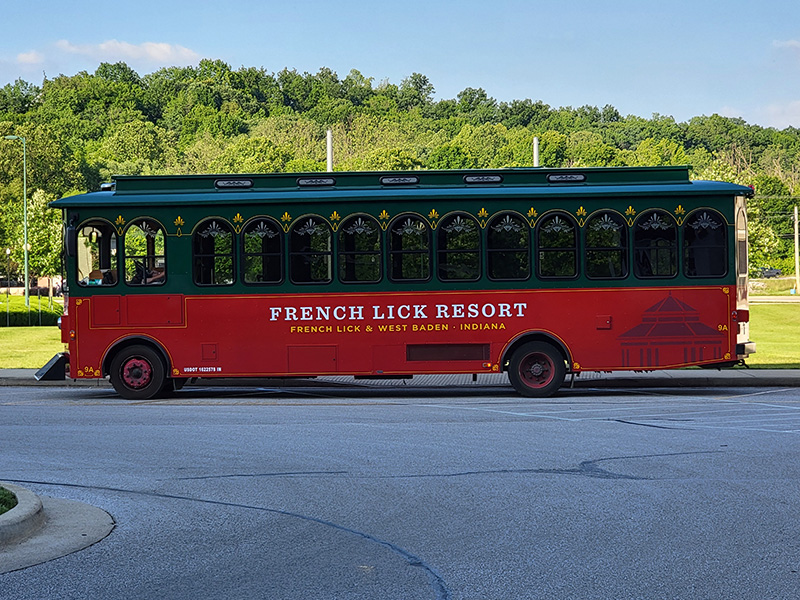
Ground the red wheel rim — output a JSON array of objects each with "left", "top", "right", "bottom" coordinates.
[
  {"left": 518, "top": 352, "right": 555, "bottom": 388},
  {"left": 121, "top": 357, "right": 152, "bottom": 389}
]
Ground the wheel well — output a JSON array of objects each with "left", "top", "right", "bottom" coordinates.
[
  {"left": 502, "top": 334, "right": 571, "bottom": 373},
  {"left": 103, "top": 337, "right": 170, "bottom": 377}
]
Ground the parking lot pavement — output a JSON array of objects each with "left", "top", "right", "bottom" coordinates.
[{"left": 2, "top": 367, "right": 800, "bottom": 392}]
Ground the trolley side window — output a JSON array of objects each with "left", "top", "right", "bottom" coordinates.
[
  {"left": 193, "top": 219, "right": 235, "bottom": 286},
  {"left": 389, "top": 215, "right": 431, "bottom": 282},
  {"left": 290, "top": 216, "right": 332, "bottom": 284},
  {"left": 338, "top": 215, "right": 382, "bottom": 283},
  {"left": 684, "top": 210, "right": 727, "bottom": 278},
  {"left": 76, "top": 221, "right": 118, "bottom": 287},
  {"left": 585, "top": 211, "right": 628, "bottom": 279},
  {"left": 633, "top": 210, "right": 677, "bottom": 279},
  {"left": 124, "top": 219, "right": 166, "bottom": 286},
  {"left": 536, "top": 213, "right": 578, "bottom": 279},
  {"left": 438, "top": 212, "right": 481, "bottom": 281},
  {"left": 487, "top": 213, "right": 530, "bottom": 281},
  {"left": 242, "top": 218, "right": 283, "bottom": 284}
]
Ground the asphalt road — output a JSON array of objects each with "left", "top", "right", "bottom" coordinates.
[{"left": 2, "top": 383, "right": 800, "bottom": 600}]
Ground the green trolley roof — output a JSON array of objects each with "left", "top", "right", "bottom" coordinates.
[{"left": 50, "top": 166, "right": 754, "bottom": 208}]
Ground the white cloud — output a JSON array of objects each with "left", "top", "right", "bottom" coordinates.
[
  {"left": 773, "top": 40, "right": 800, "bottom": 50},
  {"left": 54, "top": 39, "right": 200, "bottom": 65},
  {"left": 16, "top": 50, "right": 44, "bottom": 65},
  {"left": 756, "top": 100, "right": 800, "bottom": 130},
  {"left": 718, "top": 105, "right": 744, "bottom": 120}
]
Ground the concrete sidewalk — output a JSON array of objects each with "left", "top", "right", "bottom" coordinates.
[{"left": 1, "top": 367, "right": 800, "bottom": 390}]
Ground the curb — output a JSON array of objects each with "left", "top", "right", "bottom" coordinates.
[
  {"left": 0, "top": 483, "right": 46, "bottom": 546},
  {"left": 0, "top": 379, "right": 111, "bottom": 388},
  {"left": 0, "top": 484, "right": 116, "bottom": 574}
]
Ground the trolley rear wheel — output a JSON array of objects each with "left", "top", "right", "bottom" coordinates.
[{"left": 507, "top": 342, "right": 566, "bottom": 398}]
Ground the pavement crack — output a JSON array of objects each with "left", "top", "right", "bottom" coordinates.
[
  {"left": 1, "top": 478, "right": 451, "bottom": 600},
  {"left": 614, "top": 418, "right": 684, "bottom": 430},
  {"left": 167, "top": 470, "right": 348, "bottom": 481}
]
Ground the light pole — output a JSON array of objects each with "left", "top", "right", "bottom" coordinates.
[
  {"left": 5, "top": 248, "right": 9, "bottom": 327},
  {"left": 4, "top": 135, "right": 28, "bottom": 308}
]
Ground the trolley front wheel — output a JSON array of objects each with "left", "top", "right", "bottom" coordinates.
[{"left": 109, "top": 345, "right": 166, "bottom": 400}]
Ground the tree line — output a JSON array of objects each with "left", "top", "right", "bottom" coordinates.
[{"left": 1, "top": 58, "right": 799, "bottom": 281}]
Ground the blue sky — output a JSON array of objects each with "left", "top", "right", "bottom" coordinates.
[{"left": 2, "top": 0, "right": 800, "bottom": 128}]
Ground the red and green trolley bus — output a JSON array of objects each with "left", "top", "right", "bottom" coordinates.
[{"left": 44, "top": 165, "right": 755, "bottom": 399}]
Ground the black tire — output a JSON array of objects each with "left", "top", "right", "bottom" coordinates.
[
  {"left": 109, "top": 344, "right": 166, "bottom": 400},
  {"left": 507, "top": 341, "right": 566, "bottom": 398}
]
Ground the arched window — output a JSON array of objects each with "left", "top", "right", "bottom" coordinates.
[
  {"left": 125, "top": 218, "right": 166, "bottom": 285},
  {"left": 536, "top": 213, "right": 578, "bottom": 279},
  {"left": 193, "top": 219, "right": 234, "bottom": 286},
  {"left": 684, "top": 210, "right": 727, "bottom": 278},
  {"left": 242, "top": 218, "right": 283, "bottom": 284},
  {"left": 290, "top": 216, "right": 332, "bottom": 284},
  {"left": 487, "top": 213, "right": 529, "bottom": 281},
  {"left": 76, "top": 220, "right": 118, "bottom": 286},
  {"left": 338, "top": 215, "right": 381, "bottom": 283},
  {"left": 389, "top": 215, "right": 431, "bottom": 282},
  {"left": 438, "top": 212, "right": 480, "bottom": 281},
  {"left": 585, "top": 211, "right": 628, "bottom": 279},
  {"left": 633, "top": 210, "right": 677, "bottom": 279}
]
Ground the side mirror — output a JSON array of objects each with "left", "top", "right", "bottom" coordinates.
[{"left": 65, "top": 225, "right": 77, "bottom": 258}]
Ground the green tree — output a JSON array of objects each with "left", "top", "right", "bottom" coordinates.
[
  {"left": 26, "top": 189, "right": 62, "bottom": 277},
  {"left": 398, "top": 73, "right": 434, "bottom": 110},
  {"left": 456, "top": 87, "right": 498, "bottom": 124},
  {"left": 537, "top": 130, "right": 568, "bottom": 167},
  {"left": 566, "top": 131, "right": 617, "bottom": 166},
  {"left": 622, "top": 137, "right": 689, "bottom": 166},
  {"left": 425, "top": 144, "right": 477, "bottom": 169},
  {"left": 0, "top": 79, "right": 41, "bottom": 116},
  {"left": 211, "top": 136, "right": 294, "bottom": 173}
]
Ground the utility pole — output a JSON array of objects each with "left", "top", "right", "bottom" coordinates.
[{"left": 327, "top": 129, "right": 333, "bottom": 172}]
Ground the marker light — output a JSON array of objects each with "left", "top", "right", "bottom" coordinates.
[
  {"left": 547, "top": 173, "right": 586, "bottom": 183},
  {"left": 380, "top": 176, "right": 419, "bottom": 186},
  {"left": 465, "top": 175, "right": 503, "bottom": 184},
  {"left": 297, "top": 177, "right": 336, "bottom": 186},
  {"left": 215, "top": 179, "right": 254, "bottom": 189}
]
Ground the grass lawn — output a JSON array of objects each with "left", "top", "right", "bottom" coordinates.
[
  {"left": 0, "top": 326, "right": 65, "bottom": 369},
  {"left": 0, "top": 304, "right": 797, "bottom": 370},
  {"left": 749, "top": 277, "right": 798, "bottom": 296},
  {"left": 748, "top": 303, "right": 800, "bottom": 368}
]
